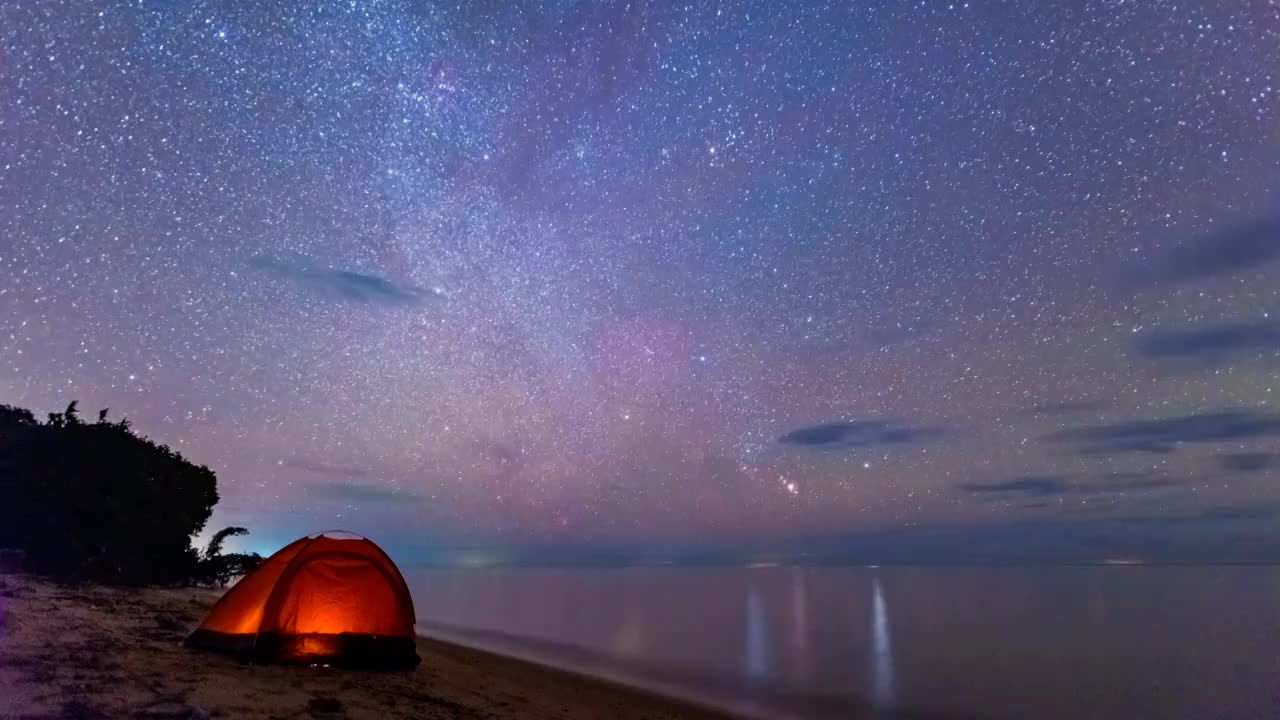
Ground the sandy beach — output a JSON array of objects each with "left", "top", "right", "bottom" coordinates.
[{"left": 0, "top": 573, "right": 732, "bottom": 720}]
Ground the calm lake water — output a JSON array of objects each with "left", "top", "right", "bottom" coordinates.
[{"left": 407, "top": 566, "right": 1280, "bottom": 720}]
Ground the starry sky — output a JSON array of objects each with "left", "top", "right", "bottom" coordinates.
[{"left": 3, "top": 1, "right": 1279, "bottom": 564}]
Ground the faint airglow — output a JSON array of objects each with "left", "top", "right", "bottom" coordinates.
[{"left": 447, "top": 549, "right": 510, "bottom": 568}]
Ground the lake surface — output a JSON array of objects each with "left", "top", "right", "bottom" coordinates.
[{"left": 407, "top": 566, "right": 1280, "bottom": 719}]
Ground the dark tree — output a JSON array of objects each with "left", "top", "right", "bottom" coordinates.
[
  {"left": 204, "top": 526, "right": 248, "bottom": 559},
  {"left": 0, "top": 401, "right": 227, "bottom": 584},
  {"left": 194, "top": 526, "right": 263, "bottom": 586},
  {"left": 0, "top": 404, "right": 36, "bottom": 427}
]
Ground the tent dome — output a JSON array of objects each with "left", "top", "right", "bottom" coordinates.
[{"left": 185, "top": 532, "right": 419, "bottom": 669}]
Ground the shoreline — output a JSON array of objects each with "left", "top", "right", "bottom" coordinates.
[
  {"left": 416, "top": 632, "right": 739, "bottom": 720},
  {"left": 0, "top": 573, "right": 734, "bottom": 719},
  {"left": 415, "top": 620, "right": 780, "bottom": 720}
]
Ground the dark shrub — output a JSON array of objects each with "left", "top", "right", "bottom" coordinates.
[{"left": 0, "top": 401, "right": 226, "bottom": 585}]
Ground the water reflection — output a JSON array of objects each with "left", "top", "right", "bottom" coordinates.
[
  {"left": 789, "top": 568, "right": 810, "bottom": 681},
  {"left": 744, "top": 587, "right": 769, "bottom": 679},
  {"left": 612, "top": 602, "right": 648, "bottom": 658},
  {"left": 409, "top": 566, "right": 1279, "bottom": 720},
  {"left": 871, "top": 576, "right": 895, "bottom": 708}
]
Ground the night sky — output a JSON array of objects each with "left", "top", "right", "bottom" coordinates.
[{"left": 3, "top": 1, "right": 1278, "bottom": 564}]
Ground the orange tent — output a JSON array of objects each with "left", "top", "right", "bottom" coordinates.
[{"left": 185, "top": 532, "right": 420, "bottom": 669}]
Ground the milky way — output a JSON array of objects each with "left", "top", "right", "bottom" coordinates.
[{"left": 2, "top": 1, "right": 1278, "bottom": 562}]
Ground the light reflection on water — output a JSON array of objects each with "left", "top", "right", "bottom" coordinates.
[
  {"left": 871, "top": 575, "right": 894, "bottom": 708},
  {"left": 745, "top": 587, "right": 769, "bottom": 679},
  {"left": 788, "top": 568, "right": 810, "bottom": 685},
  {"left": 409, "top": 566, "right": 1280, "bottom": 720}
]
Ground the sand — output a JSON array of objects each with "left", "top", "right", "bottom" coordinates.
[{"left": 0, "top": 573, "right": 733, "bottom": 720}]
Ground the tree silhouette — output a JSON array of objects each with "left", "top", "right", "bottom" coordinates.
[
  {"left": 194, "top": 526, "right": 263, "bottom": 586},
  {"left": 204, "top": 526, "right": 248, "bottom": 559},
  {"left": 0, "top": 404, "right": 36, "bottom": 427},
  {"left": 0, "top": 400, "right": 238, "bottom": 585}
]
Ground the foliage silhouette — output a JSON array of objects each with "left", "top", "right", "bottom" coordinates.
[
  {"left": 194, "top": 526, "right": 263, "bottom": 586},
  {"left": 0, "top": 400, "right": 255, "bottom": 585}
]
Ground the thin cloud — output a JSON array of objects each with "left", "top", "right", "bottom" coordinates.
[
  {"left": 1135, "top": 320, "right": 1280, "bottom": 363},
  {"left": 960, "top": 473, "right": 1178, "bottom": 499},
  {"left": 1081, "top": 474, "right": 1180, "bottom": 494},
  {"left": 1218, "top": 452, "right": 1273, "bottom": 473},
  {"left": 1125, "top": 217, "right": 1280, "bottom": 288},
  {"left": 1046, "top": 409, "right": 1280, "bottom": 454},
  {"left": 251, "top": 257, "right": 443, "bottom": 306},
  {"left": 778, "top": 420, "right": 941, "bottom": 449},
  {"left": 1196, "top": 504, "right": 1280, "bottom": 522},
  {"left": 960, "top": 475, "right": 1067, "bottom": 497}
]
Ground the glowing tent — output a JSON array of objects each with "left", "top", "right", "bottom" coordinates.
[{"left": 185, "top": 532, "right": 420, "bottom": 669}]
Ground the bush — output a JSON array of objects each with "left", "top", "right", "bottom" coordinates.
[
  {"left": 0, "top": 401, "right": 247, "bottom": 585},
  {"left": 191, "top": 526, "right": 263, "bottom": 586}
]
